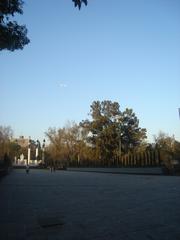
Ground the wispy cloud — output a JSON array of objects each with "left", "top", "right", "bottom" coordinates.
[{"left": 59, "top": 82, "right": 68, "bottom": 88}]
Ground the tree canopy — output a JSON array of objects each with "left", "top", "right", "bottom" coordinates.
[
  {"left": 0, "top": 0, "right": 88, "bottom": 52},
  {"left": 45, "top": 100, "right": 147, "bottom": 166},
  {"left": 80, "top": 100, "right": 147, "bottom": 164},
  {"left": 0, "top": 0, "right": 30, "bottom": 51},
  {"left": 0, "top": 125, "right": 14, "bottom": 160},
  {"left": 72, "top": 0, "right": 88, "bottom": 9}
]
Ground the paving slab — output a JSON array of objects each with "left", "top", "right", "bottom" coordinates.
[{"left": 0, "top": 169, "right": 180, "bottom": 239}]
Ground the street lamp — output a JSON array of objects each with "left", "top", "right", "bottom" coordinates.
[
  {"left": 118, "top": 129, "right": 121, "bottom": 164},
  {"left": 115, "top": 116, "right": 121, "bottom": 166},
  {"left": 35, "top": 140, "right": 40, "bottom": 164},
  {"left": 42, "top": 139, "right": 46, "bottom": 164},
  {"left": 27, "top": 137, "right": 31, "bottom": 166}
]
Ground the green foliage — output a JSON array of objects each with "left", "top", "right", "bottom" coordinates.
[
  {"left": 0, "top": 126, "right": 28, "bottom": 163},
  {"left": 8, "top": 141, "right": 21, "bottom": 159},
  {"left": 0, "top": 0, "right": 87, "bottom": 51},
  {"left": 0, "top": 126, "right": 13, "bottom": 160},
  {"left": 0, "top": 0, "right": 29, "bottom": 51},
  {"left": 0, "top": 0, "right": 24, "bottom": 17},
  {"left": 121, "top": 108, "right": 147, "bottom": 152},
  {"left": 80, "top": 100, "right": 147, "bottom": 164},
  {"left": 46, "top": 100, "right": 148, "bottom": 167}
]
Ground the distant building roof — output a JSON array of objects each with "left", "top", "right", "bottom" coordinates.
[{"left": 13, "top": 136, "right": 29, "bottom": 148}]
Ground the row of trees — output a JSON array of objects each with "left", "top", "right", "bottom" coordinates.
[
  {"left": 45, "top": 100, "right": 180, "bottom": 167},
  {"left": 1, "top": 100, "right": 180, "bottom": 168}
]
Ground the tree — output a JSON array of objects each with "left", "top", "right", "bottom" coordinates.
[
  {"left": 72, "top": 0, "right": 88, "bottom": 9},
  {"left": 46, "top": 122, "right": 96, "bottom": 167},
  {"left": 80, "top": 100, "right": 147, "bottom": 165},
  {"left": 154, "top": 132, "right": 180, "bottom": 174},
  {"left": 0, "top": 0, "right": 30, "bottom": 51},
  {"left": 121, "top": 108, "right": 147, "bottom": 152},
  {"left": 8, "top": 141, "right": 21, "bottom": 160},
  {"left": 45, "top": 101, "right": 147, "bottom": 167},
  {"left": 0, "top": 125, "right": 13, "bottom": 160},
  {"left": 154, "top": 132, "right": 175, "bottom": 154},
  {"left": 45, "top": 122, "right": 82, "bottom": 166},
  {"left": 154, "top": 132, "right": 180, "bottom": 159},
  {"left": 0, "top": 0, "right": 88, "bottom": 51}
]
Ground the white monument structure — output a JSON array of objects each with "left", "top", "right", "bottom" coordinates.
[{"left": 12, "top": 136, "right": 45, "bottom": 166}]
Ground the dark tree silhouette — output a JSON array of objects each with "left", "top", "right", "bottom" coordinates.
[
  {"left": 0, "top": 0, "right": 88, "bottom": 51},
  {"left": 0, "top": 0, "right": 29, "bottom": 51},
  {"left": 72, "top": 0, "right": 88, "bottom": 9}
]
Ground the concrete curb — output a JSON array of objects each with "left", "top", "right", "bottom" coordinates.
[{"left": 67, "top": 167, "right": 163, "bottom": 175}]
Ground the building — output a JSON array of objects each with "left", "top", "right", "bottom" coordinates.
[{"left": 15, "top": 136, "right": 29, "bottom": 148}]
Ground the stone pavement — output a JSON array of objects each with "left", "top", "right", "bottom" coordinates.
[{"left": 0, "top": 169, "right": 180, "bottom": 240}]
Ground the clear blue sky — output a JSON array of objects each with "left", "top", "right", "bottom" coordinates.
[{"left": 1, "top": 0, "right": 180, "bottom": 143}]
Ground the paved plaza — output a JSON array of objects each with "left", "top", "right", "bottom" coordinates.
[{"left": 0, "top": 169, "right": 180, "bottom": 240}]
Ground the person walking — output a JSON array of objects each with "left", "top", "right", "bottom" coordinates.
[{"left": 26, "top": 165, "right": 29, "bottom": 174}]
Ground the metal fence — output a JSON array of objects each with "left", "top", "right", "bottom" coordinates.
[{"left": 118, "top": 149, "right": 160, "bottom": 167}]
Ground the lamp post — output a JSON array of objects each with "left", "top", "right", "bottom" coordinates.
[
  {"left": 115, "top": 116, "right": 121, "bottom": 167},
  {"left": 42, "top": 139, "right": 45, "bottom": 164},
  {"left": 27, "top": 137, "right": 31, "bottom": 166},
  {"left": 118, "top": 128, "right": 121, "bottom": 165},
  {"left": 35, "top": 140, "right": 40, "bottom": 164}
]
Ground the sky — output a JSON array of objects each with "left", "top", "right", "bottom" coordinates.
[{"left": 1, "top": 0, "right": 180, "bottom": 144}]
